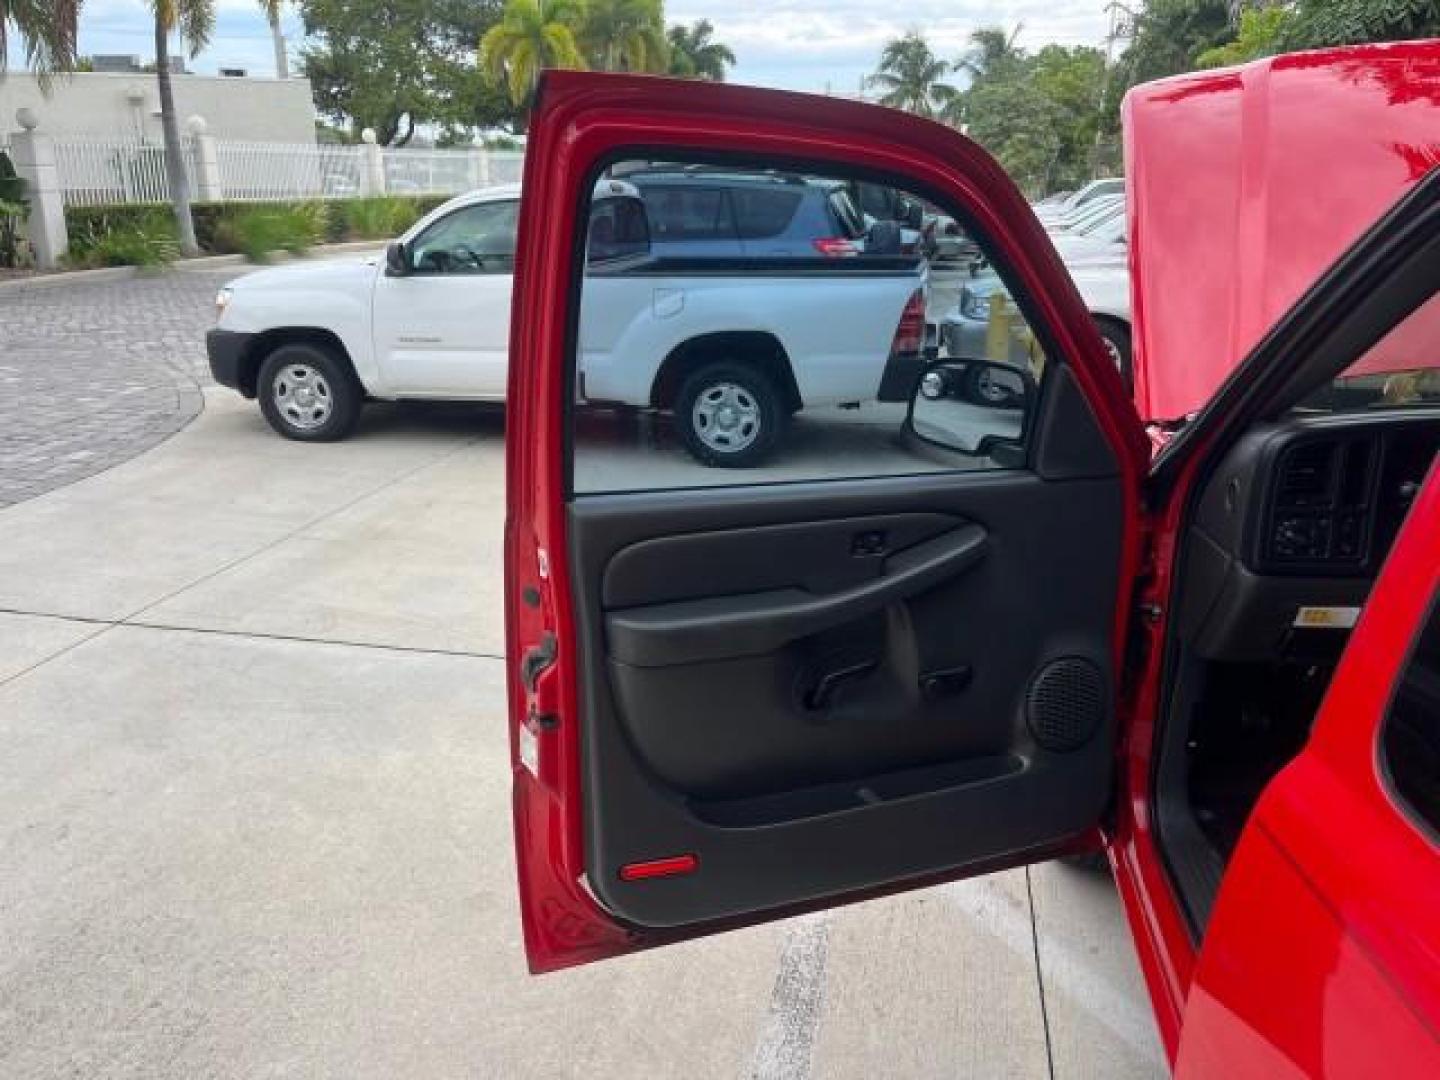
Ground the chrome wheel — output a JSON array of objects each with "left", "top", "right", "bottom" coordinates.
[
  {"left": 272, "top": 364, "right": 333, "bottom": 431},
  {"left": 691, "top": 382, "right": 761, "bottom": 454}
]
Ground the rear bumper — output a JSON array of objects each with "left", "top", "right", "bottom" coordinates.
[{"left": 206, "top": 329, "right": 256, "bottom": 397}]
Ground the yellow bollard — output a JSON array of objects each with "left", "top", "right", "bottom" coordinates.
[{"left": 985, "top": 293, "right": 1012, "bottom": 362}]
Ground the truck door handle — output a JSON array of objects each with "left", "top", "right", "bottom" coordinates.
[{"left": 606, "top": 524, "right": 989, "bottom": 667}]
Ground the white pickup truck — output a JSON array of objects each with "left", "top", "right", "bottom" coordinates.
[{"left": 207, "top": 180, "right": 930, "bottom": 466}]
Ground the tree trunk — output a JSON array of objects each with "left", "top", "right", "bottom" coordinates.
[
  {"left": 269, "top": 11, "right": 289, "bottom": 80},
  {"left": 155, "top": 19, "right": 200, "bottom": 257}
]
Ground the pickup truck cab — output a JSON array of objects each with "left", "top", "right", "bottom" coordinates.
[
  {"left": 207, "top": 175, "right": 927, "bottom": 466},
  {"left": 504, "top": 45, "right": 1440, "bottom": 1077}
]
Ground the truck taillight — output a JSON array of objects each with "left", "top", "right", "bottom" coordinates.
[
  {"left": 813, "top": 237, "right": 862, "bottom": 257},
  {"left": 889, "top": 289, "right": 926, "bottom": 357}
]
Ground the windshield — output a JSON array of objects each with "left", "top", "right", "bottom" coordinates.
[
  {"left": 1060, "top": 196, "right": 1122, "bottom": 232},
  {"left": 1072, "top": 203, "right": 1125, "bottom": 240},
  {"left": 1065, "top": 178, "right": 1122, "bottom": 211},
  {"left": 1299, "top": 289, "right": 1440, "bottom": 413}
]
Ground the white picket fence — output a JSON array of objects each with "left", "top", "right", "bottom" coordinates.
[
  {"left": 50, "top": 136, "right": 525, "bottom": 207},
  {"left": 54, "top": 137, "right": 199, "bottom": 206},
  {"left": 215, "top": 141, "right": 367, "bottom": 201}
]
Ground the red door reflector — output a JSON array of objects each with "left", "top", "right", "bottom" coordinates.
[{"left": 618, "top": 854, "right": 699, "bottom": 881}]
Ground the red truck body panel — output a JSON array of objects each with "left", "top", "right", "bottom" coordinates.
[
  {"left": 1125, "top": 41, "right": 1440, "bottom": 422},
  {"left": 1176, "top": 456, "right": 1440, "bottom": 1078}
]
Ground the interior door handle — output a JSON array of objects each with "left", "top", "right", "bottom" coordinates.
[{"left": 606, "top": 524, "right": 988, "bottom": 667}]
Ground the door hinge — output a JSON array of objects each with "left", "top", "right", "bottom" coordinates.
[{"left": 521, "top": 631, "right": 561, "bottom": 730}]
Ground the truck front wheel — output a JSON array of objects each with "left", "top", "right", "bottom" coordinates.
[
  {"left": 256, "top": 343, "right": 363, "bottom": 442},
  {"left": 675, "top": 362, "right": 786, "bottom": 468}
]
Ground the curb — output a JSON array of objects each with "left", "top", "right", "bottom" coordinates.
[
  {"left": 0, "top": 241, "right": 385, "bottom": 294},
  {"left": 0, "top": 265, "right": 139, "bottom": 292}
]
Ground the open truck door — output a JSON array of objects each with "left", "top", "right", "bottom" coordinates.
[{"left": 504, "top": 72, "right": 1150, "bottom": 974}]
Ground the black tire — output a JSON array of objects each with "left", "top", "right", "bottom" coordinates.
[
  {"left": 1095, "top": 317, "right": 1133, "bottom": 394},
  {"left": 674, "top": 361, "right": 787, "bottom": 468},
  {"left": 256, "top": 342, "right": 363, "bottom": 442}
]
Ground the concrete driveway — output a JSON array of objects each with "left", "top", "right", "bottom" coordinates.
[
  {"left": 0, "top": 393, "right": 1164, "bottom": 1079},
  {"left": 1, "top": 268, "right": 1164, "bottom": 1078}
]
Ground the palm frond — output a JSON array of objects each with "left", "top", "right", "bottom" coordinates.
[
  {"left": 540, "top": 21, "right": 584, "bottom": 69},
  {"left": 176, "top": 0, "right": 216, "bottom": 56}
]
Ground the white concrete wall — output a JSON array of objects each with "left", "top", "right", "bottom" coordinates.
[{"left": 0, "top": 72, "right": 316, "bottom": 144}]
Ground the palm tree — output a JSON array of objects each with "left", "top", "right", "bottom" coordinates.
[
  {"left": 666, "top": 19, "right": 735, "bottom": 81},
  {"left": 267, "top": 3, "right": 287, "bottom": 79},
  {"left": 1, "top": 0, "right": 81, "bottom": 84},
  {"left": 580, "top": 0, "right": 665, "bottom": 73},
  {"left": 480, "top": 0, "right": 587, "bottom": 114},
  {"left": 145, "top": 0, "right": 281, "bottom": 257},
  {"left": 866, "top": 32, "right": 957, "bottom": 119},
  {"left": 955, "top": 24, "right": 1025, "bottom": 84}
]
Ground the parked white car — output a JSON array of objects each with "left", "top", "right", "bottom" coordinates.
[
  {"left": 207, "top": 182, "right": 930, "bottom": 466},
  {"left": 1046, "top": 193, "right": 1125, "bottom": 236},
  {"left": 939, "top": 247, "right": 1130, "bottom": 384},
  {"left": 1032, "top": 177, "right": 1125, "bottom": 225},
  {"left": 1047, "top": 200, "right": 1127, "bottom": 266}
]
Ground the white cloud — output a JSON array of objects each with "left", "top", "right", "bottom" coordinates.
[{"left": 664, "top": 1, "right": 1110, "bottom": 90}]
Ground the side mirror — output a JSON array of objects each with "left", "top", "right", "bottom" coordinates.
[
  {"left": 906, "top": 359, "right": 1035, "bottom": 459},
  {"left": 384, "top": 240, "right": 409, "bottom": 277}
]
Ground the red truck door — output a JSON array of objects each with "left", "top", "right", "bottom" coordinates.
[
  {"left": 504, "top": 71, "right": 1149, "bottom": 973},
  {"left": 1175, "top": 460, "right": 1440, "bottom": 1076}
]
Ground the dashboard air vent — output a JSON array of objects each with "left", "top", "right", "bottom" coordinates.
[{"left": 1276, "top": 442, "right": 1336, "bottom": 508}]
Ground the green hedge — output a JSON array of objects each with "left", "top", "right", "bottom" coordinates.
[{"left": 64, "top": 195, "right": 453, "bottom": 267}]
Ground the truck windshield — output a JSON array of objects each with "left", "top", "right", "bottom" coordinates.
[{"left": 1299, "top": 288, "right": 1440, "bottom": 413}]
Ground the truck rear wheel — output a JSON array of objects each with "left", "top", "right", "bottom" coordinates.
[
  {"left": 675, "top": 362, "right": 786, "bottom": 468},
  {"left": 257, "top": 343, "right": 363, "bottom": 442}
]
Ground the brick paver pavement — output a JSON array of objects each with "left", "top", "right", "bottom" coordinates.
[{"left": 0, "top": 268, "right": 235, "bottom": 507}]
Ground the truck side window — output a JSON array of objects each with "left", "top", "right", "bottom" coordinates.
[
  {"left": 641, "top": 186, "right": 736, "bottom": 242},
  {"left": 409, "top": 200, "right": 518, "bottom": 275},
  {"left": 731, "top": 188, "right": 803, "bottom": 240},
  {"left": 587, "top": 197, "right": 650, "bottom": 264},
  {"left": 1384, "top": 592, "right": 1440, "bottom": 835},
  {"left": 571, "top": 158, "right": 1054, "bottom": 494}
]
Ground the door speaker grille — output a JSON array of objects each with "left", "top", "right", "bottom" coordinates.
[{"left": 1025, "top": 658, "right": 1103, "bottom": 752}]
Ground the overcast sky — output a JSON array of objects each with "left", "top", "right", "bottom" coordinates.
[{"left": 8, "top": 0, "right": 1114, "bottom": 94}]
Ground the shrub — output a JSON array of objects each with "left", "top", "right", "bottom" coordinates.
[
  {"left": 214, "top": 202, "right": 331, "bottom": 262},
  {"left": 66, "top": 207, "right": 179, "bottom": 269},
  {"left": 64, "top": 195, "right": 452, "bottom": 262},
  {"left": 343, "top": 196, "right": 429, "bottom": 240},
  {"left": 0, "top": 152, "right": 27, "bottom": 267}
]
